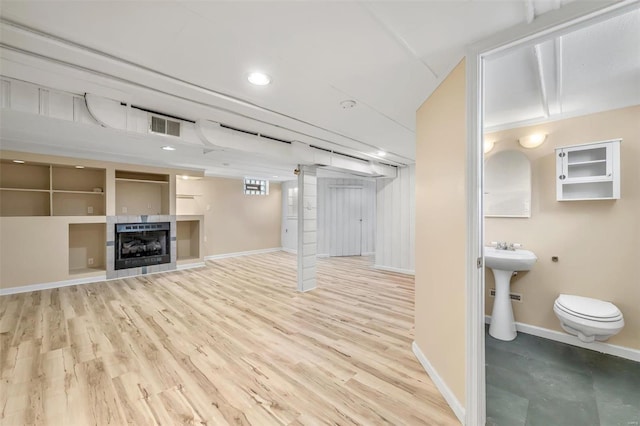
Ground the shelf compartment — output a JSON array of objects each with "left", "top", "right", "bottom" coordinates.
[
  {"left": 176, "top": 220, "right": 200, "bottom": 261},
  {"left": 116, "top": 180, "right": 169, "bottom": 215},
  {"left": 53, "top": 192, "right": 106, "bottom": 216},
  {"left": 0, "top": 189, "right": 50, "bottom": 216},
  {"left": 0, "top": 161, "right": 50, "bottom": 190},
  {"left": 560, "top": 182, "right": 614, "bottom": 200},
  {"left": 567, "top": 147, "right": 606, "bottom": 164},
  {"left": 69, "top": 223, "right": 106, "bottom": 273},
  {"left": 566, "top": 162, "right": 607, "bottom": 179},
  {"left": 52, "top": 166, "right": 105, "bottom": 192}
]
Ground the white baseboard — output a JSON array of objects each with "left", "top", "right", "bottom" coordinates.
[
  {"left": 374, "top": 264, "right": 415, "bottom": 276},
  {"left": 0, "top": 274, "right": 107, "bottom": 296},
  {"left": 317, "top": 253, "right": 330, "bottom": 258},
  {"left": 412, "top": 341, "right": 465, "bottom": 424},
  {"left": 205, "top": 247, "right": 282, "bottom": 261},
  {"left": 281, "top": 247, "right": 297, "bottom": 254},
  {"left": 177, "top": 262, "right": 206, "bottom": 270},
  {"left": 484, "top": 315, "right": 640, "bottom": 362}
]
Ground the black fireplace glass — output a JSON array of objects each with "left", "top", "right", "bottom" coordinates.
[{"left": 114, "top": 222, "right": 170, "bottom": 270}]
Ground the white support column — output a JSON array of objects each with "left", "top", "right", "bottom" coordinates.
[{"left": 297, "top": 165, "right": 317, "bottom": 292}]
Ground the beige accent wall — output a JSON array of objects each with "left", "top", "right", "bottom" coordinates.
[
  {"left": 415, "top": 59, "right": 467, "bottom": 406},
  {"left": 176, "top": 177, "right": 282, "bottom": 256},
  {"left": 485, "top": 105, "right": 640, "bottom": 349}
]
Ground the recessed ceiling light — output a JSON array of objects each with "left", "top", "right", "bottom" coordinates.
[
  {"left": 181, "top": 175, "right": 189, "bottom": 180},
  {"left": 248, "top": 72, "right": 271, "bottom": 86},
  {"left": 12, "top": 160, "right": 25, "bottom": 164},
  {"left": 75, "top": 165, "right": 85, "bottom": 169},
  {"left": 162, "top": 146, "right": 176, "bottom": 151},
  {"left": 377, "top": 151, "right": 387, "bottom": 157}
]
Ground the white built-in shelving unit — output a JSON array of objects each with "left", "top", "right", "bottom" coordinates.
[
  {"left": 0, "top": 161, "right": 106, "bottom": 216},
  {"left": 556, "top": 139, "right": 621, "bottom": 201}
]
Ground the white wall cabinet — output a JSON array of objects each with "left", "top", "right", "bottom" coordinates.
[{"left": 556, "top": 139, "right": 621, "bottom": 201}]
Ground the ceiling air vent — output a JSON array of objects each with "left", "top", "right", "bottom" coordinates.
[{"left": 150, "top": 115, "right": 181, "bottom": 137}]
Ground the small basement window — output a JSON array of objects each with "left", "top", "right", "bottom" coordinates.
[{"left": 244, "top": 178, "right": 269, "bottom": 195}]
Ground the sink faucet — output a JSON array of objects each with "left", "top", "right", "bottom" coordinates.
[{"left": 492, "top": 241, "right": 522, "bottom": 251}]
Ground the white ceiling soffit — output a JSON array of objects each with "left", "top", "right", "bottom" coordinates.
[
  {"left": 484, "top": 8, "right": 640, "bottom": 131},
  {"left": 0, "top": 0, "right": 558, "bottom": 167}
]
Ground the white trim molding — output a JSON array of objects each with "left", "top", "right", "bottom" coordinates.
[
  {"left": 412, "top": 341, "right": 465, "bottom": 424},
  {"left": 176, "top": 262, "right": 206, "bottom": 271},
  {"left": 0, "top": 274, "right": 106, "bottom": 296},
  {"left": 373, "top": 265, "right": 415, "bottom": 276},
  {"left": 484, "top": 316, "right": 640, "bottom": 363},
  {"left": 205, "top": 247, "right": 282, "bottom": 261},
  {"left": 281, "top": 247, "right": 297, "bottom": 254}
]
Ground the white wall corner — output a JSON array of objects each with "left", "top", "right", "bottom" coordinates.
[{"left": 412, "top": 341, "right": 466, "bottom": 424}]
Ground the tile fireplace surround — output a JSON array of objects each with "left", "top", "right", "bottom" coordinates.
[{"left": 106, "top": 215, "right": 177, "bottom": 279}]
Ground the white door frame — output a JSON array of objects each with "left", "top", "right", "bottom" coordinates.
[{"left": 464, "top": 1, "right": 638, "bottom": 424}]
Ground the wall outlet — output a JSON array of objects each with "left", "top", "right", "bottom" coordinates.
[
  {"left": 87, "top": 206, "right": 93, "bottom": 214},
  {"left": 88, "top": 258, "right": 94, "bottom": 266},
  {"left": 122, "top": 206, "right": 127, "bottom": 213}
]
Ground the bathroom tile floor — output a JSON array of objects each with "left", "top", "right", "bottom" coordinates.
[{"left": 485, "top": 327, "right": 640, "bottom": 426}]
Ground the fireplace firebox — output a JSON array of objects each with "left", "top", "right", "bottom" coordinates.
[{"left": 115, "top": 222, "right": 170, "bottom": 270}]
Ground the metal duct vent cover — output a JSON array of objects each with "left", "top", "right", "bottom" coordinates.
[{"left": 150, "top": 115, "right": 180, "bottom": 137}]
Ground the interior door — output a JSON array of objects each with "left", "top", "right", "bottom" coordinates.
[{"left": 329, "top": 186, "right": 362, "bottom": 257}]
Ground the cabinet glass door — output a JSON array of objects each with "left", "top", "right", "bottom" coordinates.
[{"left": 562, "top": 143, "right": 612, "bottom": 182}]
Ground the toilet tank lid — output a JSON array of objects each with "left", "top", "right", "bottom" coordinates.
[{"left": 557, "top": 294, "right": 621, "bottom": 318}]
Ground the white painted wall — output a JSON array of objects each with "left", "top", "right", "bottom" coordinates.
[
  {"left": 375, "top": 164, "right": 415, "bottom": 274},
  {"left": 317, "top": 177, "right": 375, "bottom": 256},
  {"left": 280, "top": 176, "right": 376, "bottom": 256}
]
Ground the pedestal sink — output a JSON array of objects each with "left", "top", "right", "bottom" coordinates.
[{"left": 485, "top": 246, "right": 537, "bottom": 341}]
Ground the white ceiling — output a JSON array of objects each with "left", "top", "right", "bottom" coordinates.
[
  {"left": 485, "top": 8, "right": 640, "bottom": 130},
  {"left": 0, "top": 1, "right": 636, "bottom": 179}
]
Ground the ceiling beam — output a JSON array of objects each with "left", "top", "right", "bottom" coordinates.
[
  {"left": 555, "top": 36, "right": 564, "bottom": 115},
  {"left": 533, "top": 44, "right": 550, "bottom": 118}
]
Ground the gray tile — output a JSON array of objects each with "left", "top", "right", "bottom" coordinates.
[
  {"left": 525, "top": 398, "right": 599, "bottom": 426},
  {"left": 596, "top": 397, "right": 640, "bottom": 426},
  {"left": 487, "top": 343, "right": 597, "bottom": 404},
  {"left": 486, "top": 363, "right": 533, "bottom": 400},
  {"left": 485, "top": 327, "right": 640, "bottom": 426},
  {"left": 487, "top": 330, "right": 590, "bottom": 374},
  {"left": 487, "top": 384, "right": 529, "bottom": 426}
]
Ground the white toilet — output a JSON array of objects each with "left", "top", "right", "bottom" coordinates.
[{"left": 553, "top": 294, "right": 624, "bottom": 343}]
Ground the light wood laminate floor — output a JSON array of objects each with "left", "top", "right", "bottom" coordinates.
[{"left": 0, "top": 252, "right": 458, "bottom": 425}]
